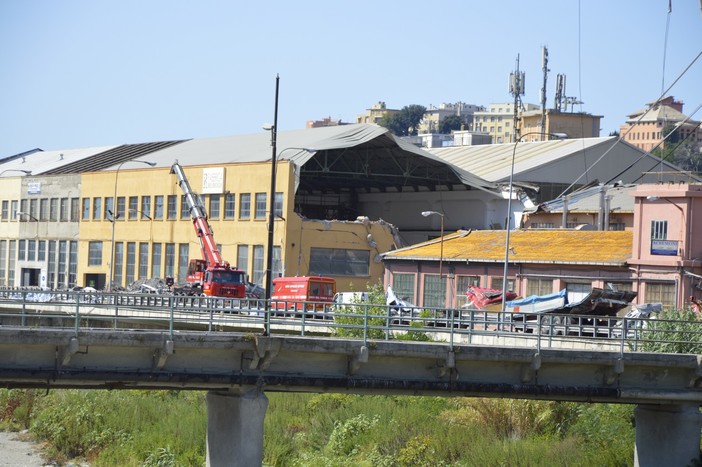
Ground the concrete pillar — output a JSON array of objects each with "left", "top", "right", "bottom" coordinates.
[
  {"left": 206, "top": 387, "right": 268, "bottom": 467},
  {"left": 634, "top": 403, "right": 702, "bottom": 467}
]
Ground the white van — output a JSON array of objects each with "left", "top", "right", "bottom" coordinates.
[{"left": 333, "top": 291, "right": 369, "bottom": 305}]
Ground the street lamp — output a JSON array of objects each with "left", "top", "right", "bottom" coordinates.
[
  {"left": 0, "top": 169, "right": 32, "bottom": 177},
  {"left": 422, "top": 210, "right": 445, "bottom": 305},
  {"left": 109, "top": 160, "right": 156, "bottom": 291},
  {"left": 501, "top": 132, "right": 567, "bottom": 313}
]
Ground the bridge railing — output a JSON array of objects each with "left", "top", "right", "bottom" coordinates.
[{"left": 0, "top": 289, "right": 700, "bottom": 356}]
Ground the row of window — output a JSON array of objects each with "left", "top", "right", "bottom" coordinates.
[
  {"left": 81, "top": 192, "right": 284, "bottom": 222},
  {"left": 0, "top": 192, "right": 285, "bottom": 224},
  {"left": 390, "top": 273, "right": 676, "bottom": 308},
  {"left": 0, "top": 239, "right": 77, "bottom": 289},
  {"left": 0, "top": 198, "right": 79, "bottom": 222}
]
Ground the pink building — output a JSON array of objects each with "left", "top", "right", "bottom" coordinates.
[{"left": 629, "top": 183, "right": 702, "bottom": 308}]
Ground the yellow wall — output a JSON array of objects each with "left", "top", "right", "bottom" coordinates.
[{"left": 77, "top": 160, "right": 396, "bottom": 292}]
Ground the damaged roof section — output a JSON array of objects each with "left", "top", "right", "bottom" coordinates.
[{"left": 279, "top": 124, "right": 499, "bottom": 195}]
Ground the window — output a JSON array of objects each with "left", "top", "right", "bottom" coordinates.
[
  {"left": 30, "top": 199, "right": 38, "bottom": 219},
  {"left": 209, "top": 194, "right": 220, "bottom": 219},
  {"left": 105, "top": 197, "right": 114, "bottom": 221},
  {"left": 274, "top": 192, "right": 283, "bottom": 218},
  {"left": 114, "top": 243, "right": 124, "bottom": 289},
  {"left": 128, "top": 196, "right": 138, "bottom": 219},
  {"left": 116, "top": 197, "right": 126, "bottom": 221},
  {"left": 165, "top": 243, "right": 175, "bottom": 278},
  {"left": 309, "top": 248, "right": 370, "bottom": 276},
  {"left": 392, "top": 273, "right": 415, "bottom": 305},
  {"left": 88, "top": 241, "right": 102, "bottom": 266},
  {"left": 18, "top": 240, "right": 25, "bottom": 261},
  {"left": 70, "top": 198, "right": 79, "bottom": 222},
  {"left": 154, "top": 195, "right": 164, "bottom": 220},
  {"left": 651, "top": 220, "right": 667, "bottom": 240},
  {"left": 252, "top": 245, "right": 264, "bottom": 284},
  {"left": 423, "top": 274, "right": 446, "bottom": 308},
  {"left": 141, "top": 196, "right": 151, "bottom": 219},
  {"left": 1, "top": 201, "right": 8, "bottom": 220},
  {"left": 491, "top": 277, "right": 515, "bottom": 293},
  {"left": 47, "top": 241, "right": 55, "bottom": 288},
  {"left": 527, "top": 278, "right": 553, "bottom": 296},
  {"left": 151, "top": 243, "right": 162, "bottom": 278},
  {"left": 69, "top": 241, "right": 77, "bottom": 287},
  {"left": 608, "top": 223, "right": 626, "bottom": 231},
  {"left": 255, "top": 193, "right": 267, "bottom": 219},
  {"left": 178, "top": 244, "right": 189, "bottom": 283},
  {"left": 167, "top": 195, "right": 177, "bottom": 220},
  {"left": 49, "top": 198, "right": 58, "bottom": 221},
  {"left": 239, "top": 193, "right": 251, "bottom": 219},
  {"left": 608, "top": 282, "right": 632, "bottom": 291},
  {"left": 456, "top": 275, "right": 480, "bottom": 308},
  {"left": 27, "top": 240, "right": 36, "bottom": 261},
  {"left": 272, "top": 246, "right": 282, "bottom": 280},
  {"left": 60, "top": 198, "right": 69, "bottom": 221},
  {"left": 237, "top": 245, "right": 249, "bottom": 277},
  {"left": 8, "top": 240, "right": 16, "bottom": 287},
  {"left": 645, "top": 282, "right": 675, "bottom": 307},
  {"left": 224, "top": 193, "right": 236, "bottom": 219},
  {"left": 20, "top": 199, "right": 27, "bottom": 217},
  {"left": 0, "top": 240, "right": 5, "bottom": 285},
  {"left": 38, "top": 240, "right": 46, "bottom": 261},
  {"left": 180, "top": 195, "right": 190, "bottom": 219},
  {"left": 139, "top": 242, "right": 149, "bottom": 279},
  {"left": 92, "top": 197, "right": 101, "bottom": 221},
  {"left": 126, "top": 243, "right": 136, "bottom": 285}
]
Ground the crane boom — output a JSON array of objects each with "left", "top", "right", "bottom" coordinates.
[{"left": 170, "top": 161, "right": 227, "bottom": 268}]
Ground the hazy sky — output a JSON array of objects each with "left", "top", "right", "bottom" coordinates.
[{"left": 1, "top": 0, "right": 700, "bottom": 157}]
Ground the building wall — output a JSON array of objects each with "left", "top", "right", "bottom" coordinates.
[
  {"left": 0, "top": 174, "right": 81, "bottom": 289},
  {"left": 520, "top": 112, "right": 602, "bottom": 139}
]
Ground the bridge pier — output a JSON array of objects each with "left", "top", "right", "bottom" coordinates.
[
  {"left": 206, "top": 387, "right": 268, "bottom": 467},
  {"left": 634, "top": 403, "right": 702, "bottom": 467}
]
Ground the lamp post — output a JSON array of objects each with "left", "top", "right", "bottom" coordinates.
[
  {"left": 263, "top": 74, "right": 280, "bottom": 306},
  {"left": 501, "top": 132, "right": 567, "bottom": 314},
  {"left": 0, "top": 169, "right": 32, "bottom": 177},
  {"left": 422, "top": 210, "right": 445, "bottom": 305},
  {"left": 109, "top": 160, "right": 156, "bottom": 291}
]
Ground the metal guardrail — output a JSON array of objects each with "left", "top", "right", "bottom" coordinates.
[{"left": 0, "top": 289, "right": 701, "bottom": 358}]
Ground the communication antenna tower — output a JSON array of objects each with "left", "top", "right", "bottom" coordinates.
[
  {"left": 540, "top": 46, "right": 549, "bottom": 138},
  {"left": 508, "top": 54, "right": 525, "bottom": 142}
]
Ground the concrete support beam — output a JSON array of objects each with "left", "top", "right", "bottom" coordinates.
[
  {"left": 206, "top": 387, "right": 268, "bottom": 467},
  {"left": 634, "top": 403, "right": 702, "bottom": 467}
]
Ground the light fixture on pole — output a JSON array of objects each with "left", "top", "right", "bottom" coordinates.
[
  {"left": 263, "top": 75, "right": 280, "bottom": 308},
  {"left": 422, "top": 210, "right": 445, "bottom": 305},
  {"left": 501, "top": 132, "right": 567, "bottom": 314},
  {"left": 0, "top": 169, "right": 32, "bottom": 177},
  {"left": 109, "top": 160, "right": 156, "bottom": 291}
]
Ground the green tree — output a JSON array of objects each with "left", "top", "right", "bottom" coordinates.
[
  {"left": 378, "top": 105, "right": 427, "bottom": 136},
  {"left": 438, "top": 114, "right": 463, "bottom": 134}
]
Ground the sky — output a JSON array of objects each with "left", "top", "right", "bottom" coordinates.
[{"left": 1, "top": 0, "right": 701, "bottom": 157}]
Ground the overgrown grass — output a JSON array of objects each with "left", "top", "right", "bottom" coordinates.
[{"left": 0, "top": 388, "right": 640, "bottom": 466}]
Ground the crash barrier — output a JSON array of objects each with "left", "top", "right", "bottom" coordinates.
[{"left": 0, "top": 289, "right": 698, "bottom": 357}]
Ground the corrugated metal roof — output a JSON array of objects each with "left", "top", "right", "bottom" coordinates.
[
  {"left": 43, "top": 140, "right": 187, "bottom": 175},
  {"left": 537, "top": 184, "right": 636, "bottom": 213},
  {"left": 427, "top": 137, "right": 613, "bottom": 181},
  {"left": 383, "top": 229, "right": 632, "bottom": 265},
  {"left": 0, "top": 145, "right": 118, "bottom": 177},
  {"left": 104, "top": 123, "right": 499, "bottom": 194},
  {"left": 426, "top": 136, "right": 699, "bottom": 186}
]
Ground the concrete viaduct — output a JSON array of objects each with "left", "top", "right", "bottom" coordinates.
[{"left": 1, "top": 322, "right": 702, "bottom": 466}]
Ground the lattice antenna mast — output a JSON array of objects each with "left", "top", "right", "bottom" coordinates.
[
  {"left": 508, "top": 54, "right": 526, "bottom": 142},
  {"left": 540, "top": 46, "right": 549, "bottom": 139}
]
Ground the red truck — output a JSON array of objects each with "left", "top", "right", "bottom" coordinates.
[{"left": 270, "top": 276, "right": 336, "bottom": 318}]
